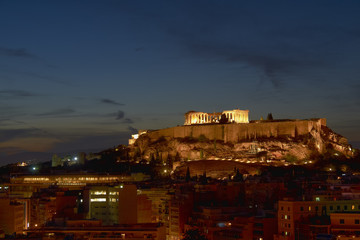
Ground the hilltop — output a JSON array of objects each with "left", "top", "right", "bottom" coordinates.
[{"left": 130, "top": 119, "right": 354, "bottom": 170}]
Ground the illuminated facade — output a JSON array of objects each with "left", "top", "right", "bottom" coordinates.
[
  {"left": 10, "top": 174, "right": 138, "bottom": 186},
  {"left": 184, "top": 109, "right": 249, "bottom": 125},
  {"left": 26, "top": 223, "right": 166, "bottom": 240},
  {"left": 275, "top": 199, "right": 360, "bottom": 240},
  {"left": 0, "top": 198, "right": 24, "bottom": 235},
  {"left": 85, "top": 185, "right": 137, "bottom": 226},
  {"left": 331, "top": 212, "right": 360, "bottom": 239}
]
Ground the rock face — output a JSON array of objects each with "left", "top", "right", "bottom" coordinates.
[{"left": 130, "top": 121, "right": 353, "bottom": 165}]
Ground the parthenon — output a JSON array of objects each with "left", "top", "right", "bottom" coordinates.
[{"left": 184, "top": 109, "right": 249, "bottom": 125}]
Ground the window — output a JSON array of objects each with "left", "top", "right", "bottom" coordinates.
[
  {"left": 281, "top": 206, "right": 283, "bottom": 210},
  {"left": 330, "top": 206, "right": 333, "bottom": 211},
  {"left": 340, "top": 219, "right": 344, "bottom": 224},
  {"left": 288, "top": 207, "right": 290, "bottom": 211},
  {"left": 315, "top": 197, "right": 320, "bottom": 201},
  {"left": 344, "top": 205, "right": 348, "bottom": 210},
  {"left": 315, "top": 206, "right": 318, "bottom": 211},
  {"left": 300, "top": 206, "right": 304, "bottom": 211},
  {"left": 337, "top": 206, "right": 340, "bottom": 210},
  {"left": 352, "top": 205, "right": 355, "bottom": 210},
  {"left": 355, "top": 219, "right": 359, "bottom": 224},
  {"left": 309, "top": 206, "right": 311, "bottom": 211}
]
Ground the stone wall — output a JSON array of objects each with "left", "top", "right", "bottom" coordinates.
[{"left": 143, "top": 119, "right": 326, "bottom": 143}]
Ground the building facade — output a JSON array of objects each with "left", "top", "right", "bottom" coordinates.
[{"left": 184, "top": 109, "right": 249, "bottom": 125}]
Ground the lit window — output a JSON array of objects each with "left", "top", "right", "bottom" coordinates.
[
  {"left": 91, "top": 198, "right": 107, "bottom": 202},
  {"left": 315, "top": 197, "right": 320, "bottom": 201},
  {"left": 352, "top": 205, "right": 355, "bottom": 210},
  {"left": 308, "top": 206, "right": 311, "bottom": 211},
  {"left": 92, "top": 191, "right": 106, "bottom": 195}
]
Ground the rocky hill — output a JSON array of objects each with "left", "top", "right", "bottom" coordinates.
[{"left": 131, "top": 124, "right": 354, "bottom": 168}]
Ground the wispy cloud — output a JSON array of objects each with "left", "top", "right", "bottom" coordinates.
[
  {"left": 121, "top": 118, "right": 134, "bottom": 124},
  {"left": 50, "top": 131, "right": 133, "bottom": 153},
  {"left": 0, "top": 89, "right": 40, "bottom": 98},
  {"left": 182, "top": 41, "right": 319, "bottom": 89},
  {"left": 128, "top": 126, "right": 138, "bottom": 133},
  {"left": 0, "top": 128, "right": 49, "bottom": 142},
  {"left": 115, "top": 110, "right": 125, "bottom": 120},
  {"left": 100, "top": 98, "right": 125, "bottom": 106},
  {"left": 37, "top": 108, "right": 76, "bottom": 117},
  {"left": 0, "top": 47, "right": 37, "bottom": 58}
]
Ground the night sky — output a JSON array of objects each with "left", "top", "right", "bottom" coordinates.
[{"left": 1, "top": 1, "right": 360, "bottom": 164}]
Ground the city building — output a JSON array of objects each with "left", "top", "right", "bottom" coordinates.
[
  {"left": 0, "top": 198, "right": 24, "bottom": 235},
  {"left": 275, "top": 199, "right": 360, "bottom": 240},
  {"left": 84, "top": 184, "right": 137, "bottom": 226},
  {"left": 25, "top": 223, "right": 166, "bottom": 240},
  {"left": 330, "top": 212, "right": 360, "bottom": 239}
]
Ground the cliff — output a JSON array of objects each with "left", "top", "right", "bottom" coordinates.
[{"left": 130, "top": 119, "right": 353, "bottom": 166}]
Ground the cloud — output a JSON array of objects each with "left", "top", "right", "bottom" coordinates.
[
  {"left": 37, "top": 108, "right": 76, "bottom": 117},
  {"left": 128, "top": 126, "right": 138, "bottom": 133},
  {"left": 17, "top": 71, "right": 72, "bottom": 85},
  {"left": 111, "top": 111, "right": 135, "bottom": 124},
  {"left": 135, "top": 47, "right": 144, "bottom": 52},
  {"left": 115, "top": 111, "right": 125, "bottom": 120},
  {"left": 0, "top": 89, "right": 40, "bottom": 98},
  {"left": 122, "top": 118, "right": 134, "bottom": 124},
  {"left": 183, "top": 42, "right": 317, "bottom": 88},
  {"left": 0, "top": 65, "right": 73, "bottom": 86},
  {"left": 100, "top": 98, "right": 124, "bottom": 106},
  {"left": 50, "top": 131, "right": 133, "bottom": 153},
  {"left": 0, "top": 128, "right": 50, "bottom": 142},
  {"left": 0, "top": 47, "right": 37, "bottom": 58}
]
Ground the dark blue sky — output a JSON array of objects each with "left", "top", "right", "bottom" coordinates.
[{"left": 1, "top": 1, "right": 360, "bottom": 164}]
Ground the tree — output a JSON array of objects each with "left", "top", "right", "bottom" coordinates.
[
  {"left": 185, "top": 167, "right": 191, "bottom": 182},
  {"left": 266, "top": 113, "right": 273, "bottom": 120},
  {"left": 233, "top": 168, "right": 244, "bottom": 182},
  {"left": 219, "top": 113, "right": 228, "bottom": 124},
  {"left": 199, "top": 171, "right": 208, "bottom": 184},
  {"left": 182, "top": 229, "right": 208, "bottom": 240}
]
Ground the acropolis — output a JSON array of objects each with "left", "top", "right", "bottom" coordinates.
[{"left": 184, "top": 109, "right": 249, "bottom": 125}]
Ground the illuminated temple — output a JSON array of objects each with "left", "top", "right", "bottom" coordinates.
[{"left": 184, "top": 109, "right": 249, "bottom": 125}]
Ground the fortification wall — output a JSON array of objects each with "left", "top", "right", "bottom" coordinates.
[{"left": 144, "top": 119, "right": 326, "bottom": 143}]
